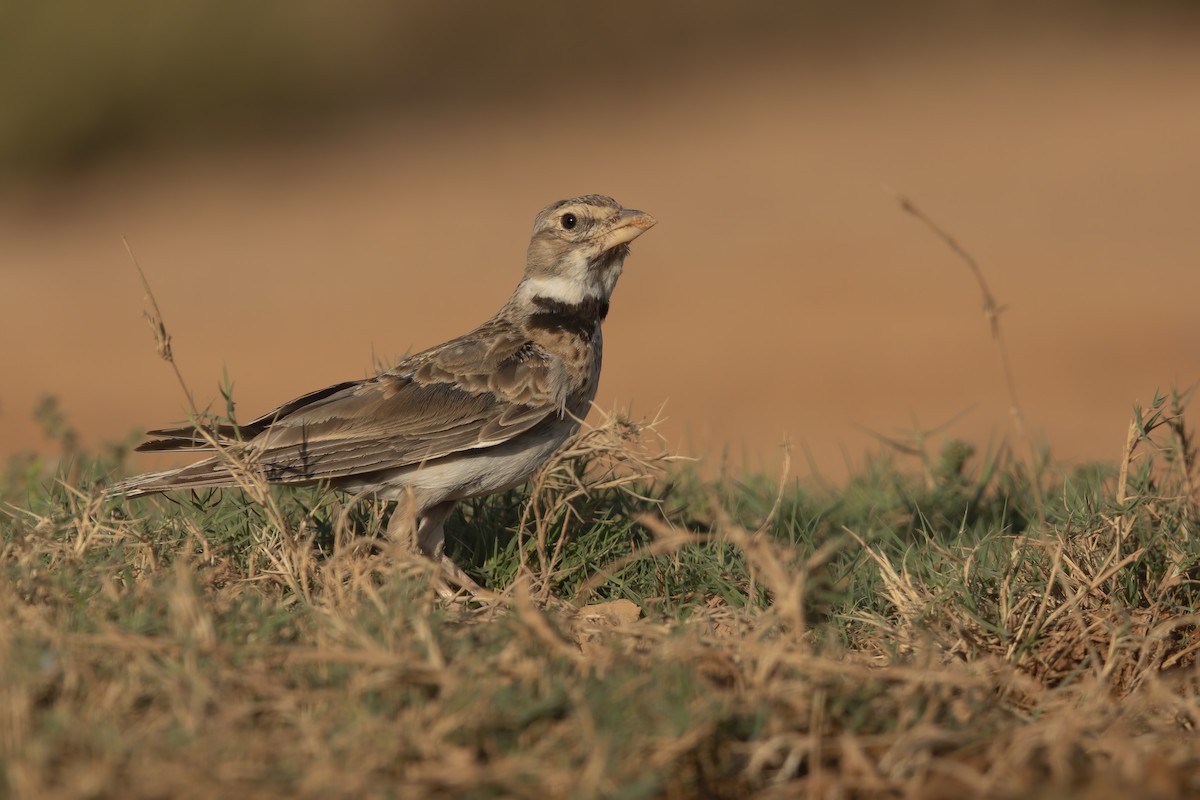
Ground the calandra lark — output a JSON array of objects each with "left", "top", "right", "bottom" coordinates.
[{"left": 112, "top": 194, "right": 656, "bottom": 587}]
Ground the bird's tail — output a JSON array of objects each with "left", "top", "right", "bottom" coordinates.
[{"left": 106, "top": 458, "right": 240, "bottom": 498}]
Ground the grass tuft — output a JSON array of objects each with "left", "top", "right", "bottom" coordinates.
[{"left": 2, "top": 388, "right": 1198, "bottom": 797}]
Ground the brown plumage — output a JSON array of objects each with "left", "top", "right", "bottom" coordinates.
[{"left": 111, "top": 194, "right": 656, "bottom": 589}]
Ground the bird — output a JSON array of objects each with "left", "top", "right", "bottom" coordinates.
[{"left": 111, "top": 194, "right": 656, "bottom": 591}]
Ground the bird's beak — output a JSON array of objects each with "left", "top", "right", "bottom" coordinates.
[{"left": 601, "top": 208, "right": 657, "bottom": 250}]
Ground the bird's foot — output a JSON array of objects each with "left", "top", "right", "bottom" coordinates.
[{"left": 433, "top": 555, "right": 494, "bottom": 602}]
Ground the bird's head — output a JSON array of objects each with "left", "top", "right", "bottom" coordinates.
[{"left": 521, "top": 194, "right": 656, "bottom": 305}]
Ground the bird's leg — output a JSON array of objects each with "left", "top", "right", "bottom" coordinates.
[
  {"left": 385, "top": 491, "right": 422, "bottom": 550},
  {"left": 391, "top": 499, "right": 484, "bottom": 597},
  {"left": 414, "top": 500, "right": 454, "bottom": 558},
  {"left": 420, "top": 502, "right": 485, "bottom": 597}
]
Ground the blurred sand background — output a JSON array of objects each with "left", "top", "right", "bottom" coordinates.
[{"left": 1, "top": 1, "right": 1197, "bottom": 479}]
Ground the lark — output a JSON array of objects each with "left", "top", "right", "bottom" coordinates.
[{"left": 112, "top": 195, "right": 656, "bottom": 588}]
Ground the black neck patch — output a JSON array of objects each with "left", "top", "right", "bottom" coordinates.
[{"left": 528, "top": 295, "right": 608, "bottom": 340}]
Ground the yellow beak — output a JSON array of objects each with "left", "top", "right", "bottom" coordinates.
[{"left": 601, "top": 207, "right": 657, "bottom": 250}]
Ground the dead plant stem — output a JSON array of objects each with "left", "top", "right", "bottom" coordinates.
[{"left": 886, "top": 189, "right": 1046, "bottom": 522}]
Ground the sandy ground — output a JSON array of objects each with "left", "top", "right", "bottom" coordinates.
[{"left": 2, "top": 34, "right": 1198, "bottom": 481}]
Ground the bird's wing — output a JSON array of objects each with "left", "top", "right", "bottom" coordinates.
[{"left": 134, "top": 326, "right": 564, "bottom": 484}]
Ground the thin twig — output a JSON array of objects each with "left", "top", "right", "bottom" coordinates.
[
  {"left": 124, "top": 236, "right": 196, "bottom": 414},
  {"left": 885, "top": 188, "right": 1045, "bottom": 521},
  {"left": 122, "top": 238, "right": 305, "bottom": 595}
]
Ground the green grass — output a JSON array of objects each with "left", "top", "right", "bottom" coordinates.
[{"left": 2, "top": 392, "right": 1198, "bottom": 798}]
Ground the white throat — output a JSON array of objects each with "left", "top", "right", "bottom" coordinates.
[{"left": 518, "top": 275, "right": 606, "bottom": 306}]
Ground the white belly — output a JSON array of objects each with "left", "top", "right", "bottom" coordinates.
[{"left": 340, "top": 417, "right": 579, "bottom": 505}]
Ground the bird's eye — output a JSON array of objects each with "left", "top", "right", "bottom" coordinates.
[{"left": 560, "top": 213, "right": 577, "bottom": 230}]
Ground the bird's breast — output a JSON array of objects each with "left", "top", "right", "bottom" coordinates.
[{"left": 553, "top": 324, "right": 603, "bottom": 418}]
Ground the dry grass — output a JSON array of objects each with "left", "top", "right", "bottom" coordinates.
[{"left": 2, "top": 392, "right": 1199, "bottom": 798}]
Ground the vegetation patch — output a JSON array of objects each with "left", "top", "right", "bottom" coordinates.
[{"left": 2, "top": 389, "right": 1197, "bottom": 798}]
